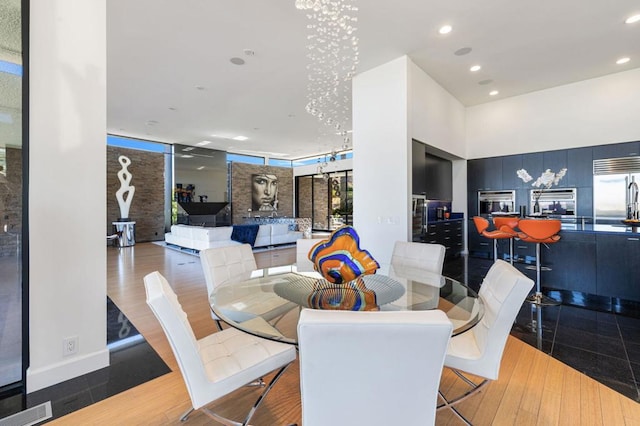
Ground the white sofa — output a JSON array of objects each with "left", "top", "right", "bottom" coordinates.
[{"left": 164, "top": 223, "right": 303, "bottom": 251}]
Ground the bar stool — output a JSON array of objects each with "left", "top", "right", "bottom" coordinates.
[
  {"left": 516, "top": 219, "right": 561, "bottom": 306},
  {"left": 472, "top": 216, "right": 514, "bottom": 262},
  {"left": 492, "top": 216, "right": 520, "bottom": 265}
]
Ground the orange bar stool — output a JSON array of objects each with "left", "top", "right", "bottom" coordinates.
[
  {"left": 517, "top": 219, "right": 561, "bottom": 306},
  {"left": 472, "top": 216, "right": 514, "bottom": 262},
  {"left": 492, "top": 216, "right": 520, "bottom": 265}
]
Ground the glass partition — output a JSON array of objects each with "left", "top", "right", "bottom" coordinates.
[
  {"left": 296, "top": 170, "right": 352, "bottom": 231},
  {"left": 0, "top": 0, "right": 25, "bottom": 397}
]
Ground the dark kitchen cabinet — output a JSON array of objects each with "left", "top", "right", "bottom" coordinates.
[
  {"left": 412, "top": 140, "right": 427, "bottom": 196},
  {"left": 543, "top": 150, "right": 568, "bottom": 187},
  {"left": 468, "top": 158, "right": 502, "bottom": 190},
  {"left": 544, "top": 232, "right": 596, "bottom": 294},
  {"left": 567, "top": 147, "right": 593, "bottom": 188},
  {"left": 425, "top": 220, "right": 463, "bottom": 260},
  {"left": 592, "top": 142, "right": 640, "bottom": 160},
  {"left": 467, "top": 219, "right": 492, "bottom": 259},
  {"left": 522, "top": 152, "right": 543, "bottom": 180},
  {"left": 501, "top": 155, "right": 523, "bottom": 189},
  {"left": 596, "top": 233, "right": 640, "bottom": 301}
]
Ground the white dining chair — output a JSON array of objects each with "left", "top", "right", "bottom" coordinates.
[
  {"left": 143, "top": 271, "right": 296, "bottom": 424},
  {"left": 438, "top": 260, "right": 534, "bottom": 424},
  {"left": 200, "top": 244, "right": 257, "bottom": 330},
  {"left": 294, "top": 238, "right": 323, "bottom": 277},
  {"left": 297, "top": 309, "right": 452, "bottom": 426},
  {"left": 389, "top": 241, "right": 446, "bottom": 280}
]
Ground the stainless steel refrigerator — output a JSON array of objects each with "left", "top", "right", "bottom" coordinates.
[{"left": 593, "top": 157, "right": 640, "bottom": 223}]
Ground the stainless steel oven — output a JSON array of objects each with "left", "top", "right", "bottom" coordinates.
[
  {"left": 478, "top": 190, "right": 516, "bottom": 215},
  {"left": 530, "top": 188, "right": 576, "bottom": 218}
]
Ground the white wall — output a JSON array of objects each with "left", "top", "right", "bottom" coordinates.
[
  {"left": 28, "top": 0, "right": 108, "bottom": 392},
  {"left": 408, "top": 59, "right": 467, "bottom": 214},
  {"left": 466, "top": 67, "right": 640, "bottom": 159},
  {"left": 352, "top": 57, "right": 411, "bottom": 272},
  {"left": 409, "top": 60, "right": 466, "bottom": 159}
]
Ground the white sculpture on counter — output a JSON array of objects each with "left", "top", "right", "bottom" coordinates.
[{"left": 116, "top": 155, "right": 135, "bottom": 220}]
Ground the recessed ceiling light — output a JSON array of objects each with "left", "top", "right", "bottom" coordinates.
[
  {"left": 197, "top": 166, "right": 205, "bottom": 170},
  {"left": 616, "top": 57, "right": 631, "bottom": 65},
  {"left": 181, "top": 155, "right": 194, "bottom": 158},
  {"left": 230, "top": 57, "right": 245, "bottom": 65},
  {"left": 232, "top": 135, "right": 249, "bottom": 141},
  {"left": 243, "top": 49, "right": 255, "bottom": 56},
  {"left": 197, "top": 140, "right": 212, "bottom": 146},
  {"left": 625, "top": 14, "right": 640, "bottom": 24},
  {"left": 489, "top": 90, "right": 499, "bottom": 96},
  {"left": 454, "top": 47, "right": 472, "bottom": 56},
  {"left": 146, "top": 120, "right": 158, "bottom": 126},
  {"left": 182, "top": 147, "right": 195, "bottom": 151},
  {"left": 195, "top": 86, "right": 206, "bottom": 91},
  {"left": 168, "top": 107, "right": 177, "bottom": 111},
  {"left": 438, "top": 25, "right": 452, "bottom": 35},
  {"left": 478, "top": 79, "right": 493, "bottom": 85},
  {"left": 470, "top": 65, "right": 482, "bottom": 72}
]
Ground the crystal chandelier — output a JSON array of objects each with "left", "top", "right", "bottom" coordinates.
[{"left": 295, "top": 0, "right": 359, "bottom": 151}]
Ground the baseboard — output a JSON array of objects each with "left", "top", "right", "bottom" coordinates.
[{"left": 26, "top": 348, "right": 109, "bottom": 393}]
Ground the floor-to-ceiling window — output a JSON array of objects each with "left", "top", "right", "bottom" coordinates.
[
  {"left": 0, "top": 0, "right": 25, "bottom": 401},
  {"left": 296, "top": 170, "right": 352, "bottom": 231}
]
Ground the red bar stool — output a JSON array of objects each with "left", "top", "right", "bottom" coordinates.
[
  {"left": 492, "top": 216, "right": 520, "bottom": 265},
  {"left": 516, "top": 219, "right": 561, "bottom": 306},
  {"left": 472, "top": 216, "right": 514, "bottom": 262}
]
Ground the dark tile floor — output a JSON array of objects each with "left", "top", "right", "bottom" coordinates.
[
  {"left": 444, "top": 255, "right": 640, "bottom": 402},
  {"left": 0, "top": 298, "right": 171, "bottom": 422}
]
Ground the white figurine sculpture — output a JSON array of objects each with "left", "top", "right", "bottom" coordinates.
[{"left": 115, "top": 155, "right": 135, "bottom": 220}]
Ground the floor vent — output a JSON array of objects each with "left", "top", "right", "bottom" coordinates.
[{"left": 0, "top": 401, "right": 52, "bottom": 426}]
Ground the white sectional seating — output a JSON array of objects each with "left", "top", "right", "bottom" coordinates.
[{"left": 164, "top": 223, "right": 302, "bottom": 252}]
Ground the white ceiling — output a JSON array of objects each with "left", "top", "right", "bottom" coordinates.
[{"left": 107, "top": 0, "right": 640, "bottom": 160}]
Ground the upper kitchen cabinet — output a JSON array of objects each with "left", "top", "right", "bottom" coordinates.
[
  {"left": 543, "top": 150, "right": 568, "bottom": 187},
  {"left": 412, "top": 140, "right": 428, "bottom": 196},
  {"left": 566, "top": 147, "right": 593, "bottom": 187},
  {"left": 592, "top": 141, "right": 640, "bottom": 160},
  {"left": 501, "top": 155, "right": 523, "bottom": 189},
  {"left": 522, "top": 152, "right": 544, "bottom": 180},
  {"left": 468, "top": 157, "right": 502, "bottom": 191}
]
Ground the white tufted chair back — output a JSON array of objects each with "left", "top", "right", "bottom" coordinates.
[
  {"left": 200, "top": 244, "right": 257, "bottom": 298},
  {"left": 298, "top": 309, "right": 452, "bottom": 426},
  {"left": 445, "top": 259, "right": 534, "bottom": 380},
  {"left": 390, "top": 241, "right": 446, "bottom": 279}
]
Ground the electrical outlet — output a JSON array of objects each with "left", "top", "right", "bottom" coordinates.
[{"left": 63, "top": 336, "right": 78, "bottom": 357}]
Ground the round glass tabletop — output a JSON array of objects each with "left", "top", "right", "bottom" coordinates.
[{"left": 210, "top": 269, "right": 484, "bottom": 345}]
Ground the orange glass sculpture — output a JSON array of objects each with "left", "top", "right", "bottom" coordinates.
[
  {"left": 307, "top": 277, "right": 378, "bottom": 311},
  {"left": 308, "top": 225, "right": 380, "bottom": 284}
]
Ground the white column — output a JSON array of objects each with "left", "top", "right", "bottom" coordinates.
[
  {"left": 28, "top": 0, "right": 108, "bottom": 392},
  {"left": 352, "top": 57, "right": 411, "bottom": 273}
]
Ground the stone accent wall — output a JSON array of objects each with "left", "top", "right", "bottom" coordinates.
[
  {"left": 297, "top": 176, "right": 313, "bottom": 220},
  {"left": 230, "top": 163, "right": 293, "bottom": 224},
  {"left": 0, "top": 147, "right": 23, "bottom": 257},
  {"left": 107, "top": 147, "right": 166, "bottom": 242},
  {"left": 312, "top": 175, "right": 329, "bottom": 229}
]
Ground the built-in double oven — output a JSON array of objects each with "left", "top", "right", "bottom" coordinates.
[{"left": 478, "top": 190, "right": 516, "bottom": 216}]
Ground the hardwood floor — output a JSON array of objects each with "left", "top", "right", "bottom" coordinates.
[{"left": 49, "top": 243, "right": 640, "bottom": 425}]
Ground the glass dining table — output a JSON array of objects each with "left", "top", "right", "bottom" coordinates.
[{"left": 209, "top": 266, "right": 484, "bottom": 345}]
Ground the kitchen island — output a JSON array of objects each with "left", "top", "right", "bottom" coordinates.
[{"left": 469, "top": 218, "right": 640, "bottom": 312}]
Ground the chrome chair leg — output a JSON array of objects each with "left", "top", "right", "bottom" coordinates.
[
  {"left": 198, "top": 363, "right": 292, "bottom": 426},
  {"left": 437, "top": 369, "right": 490, "bottom": 425},
  {"left": 179, "top": 407, "right": 194, "bottom": 422}
]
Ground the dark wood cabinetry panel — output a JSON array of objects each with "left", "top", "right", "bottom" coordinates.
[
  {"left": 596, "top": 234, "right": 640, "bottom": 301},
  {"left": 543, "top": 150, "right": 569, "bottom": 187},
  {"left": 424, "top": 220, "right": 463, "bottom": 260},
  {"left": 544, "top": 232, "right": 596, "bottom": 294},
  {"left": 592, "top": 142, "right": 640, "bottom": 160},
  {"left": 467, "top": 159, "right": 483, "bottom": 191},
  {"left": 522, "top": 152, "right": 544, "bottom": 178},
  {"left": 412, "top": 140, "right": 427, "bottom": 196},
  {"left": 567, "top": 147, "right": 593, "bottom": 187},
  {"left": 501, "top": 155, "right": 523, "bottom": 189}
]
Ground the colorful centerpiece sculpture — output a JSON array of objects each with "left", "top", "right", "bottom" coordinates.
[
  {"left": 307, "top": 277, "right": 378, "bottom": 311},
  {"left": 308, "top": 225, "right": 380, "bottom": 284}
]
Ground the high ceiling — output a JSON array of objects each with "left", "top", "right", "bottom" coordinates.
[{"left": 107, "top": 0, "right": 640, "bottom": 160}]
